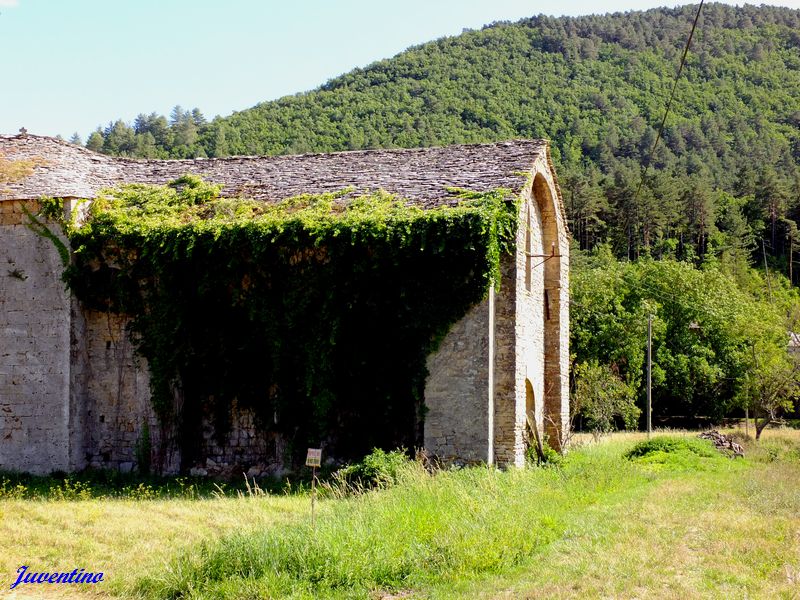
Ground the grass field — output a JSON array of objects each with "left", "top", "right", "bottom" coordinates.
[
  {"left": 1, "top": 428, "right": 799, "bottom": 599},
  {"left": 0, "top": 488, "right": 306, "bottom": 599}
]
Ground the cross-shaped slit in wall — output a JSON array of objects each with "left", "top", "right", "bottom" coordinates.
[{"left": 526, "top": 242, "right": 562, "bottom": 269}]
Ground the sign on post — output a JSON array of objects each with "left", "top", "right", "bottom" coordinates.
[
  {"left": 306, "top": 448, "right": 322, "bottom": 530},
  {"left": 305, "top": 448, "right": 322, "bottom": 468}
]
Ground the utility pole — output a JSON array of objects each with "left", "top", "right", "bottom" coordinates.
[
  {"left": 763, "top": 239, "right": 773, "bottom": 303},
  {"left": 745, "top": 406, "right": 749, "bottom": 438},
  {"left": 789, "top": 235, "right": 793, "bottom": 286},
  {"left": 647, "top": 314, "right": 653, "bottom": 438}
]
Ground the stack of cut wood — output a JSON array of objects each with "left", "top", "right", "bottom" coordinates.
[{"left": 699, "top": 430, "right": 745, "bottom": 458}]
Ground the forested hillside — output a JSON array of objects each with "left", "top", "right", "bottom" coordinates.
[{"left": 84, "top": 4, "right": 800, "bottom": 273}]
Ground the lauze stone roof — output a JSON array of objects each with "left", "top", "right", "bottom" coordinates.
[{"left": 0, "top": 134, "right": 554, "bottom": 208}]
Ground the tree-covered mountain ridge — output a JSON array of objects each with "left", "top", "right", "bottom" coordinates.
[
  {"left": 85, "top": 3, "right": 799, "bottom": 264},
  {"left": 89, "top": 4, "right": 800, "bottom": 155}
]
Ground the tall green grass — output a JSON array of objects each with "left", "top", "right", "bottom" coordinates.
[
  {"left": 135, "top": 443, "right": 695, "bottom": 599},
  {"left": 0, "top": 469, "right": 286, "bottom": 500}
]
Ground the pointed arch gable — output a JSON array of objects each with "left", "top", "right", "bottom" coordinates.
[{"left": 527, "top": 156, "right": 569, "bottom": 451}]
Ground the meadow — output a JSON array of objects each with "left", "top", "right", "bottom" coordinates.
[{"left": 2, "top": 429, "right": 799, "bottom": 599}]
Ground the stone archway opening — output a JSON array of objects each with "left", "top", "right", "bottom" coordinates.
[
  {"left": 532, "top": 173, "right": 564, "bottom": 450},
  {"left": 524, "top": 378, "right": 544, "bottom": 459}
]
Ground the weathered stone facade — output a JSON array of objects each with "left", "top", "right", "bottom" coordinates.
[
  {"left": 0, "top": 134, "right": 568, "bottom": 474},
  {"left": 71, "top": 309, "right": 158, "bottom": 472},
  {"left": 0, "top": 199, "right": 73, "bottom": 473},
  {"left": 424, "top": 154, "right": 569, "bottom": 467}
]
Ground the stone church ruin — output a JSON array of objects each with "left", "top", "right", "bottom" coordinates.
[{"left": 0, "top": 133, "right": 569, "bottom": 475}]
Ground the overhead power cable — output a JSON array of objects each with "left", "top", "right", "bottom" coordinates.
[{"left": 632, "top": 0, "right": 705, "bottom": 206}]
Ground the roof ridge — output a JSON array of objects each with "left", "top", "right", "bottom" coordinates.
[
  {"left": 0, "top": 133, "right": 547, "bottom": 164},
  {"left": 0, "top": 136, "right": 556, "bottom": 211}
]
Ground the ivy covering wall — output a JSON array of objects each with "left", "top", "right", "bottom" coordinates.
[{"left": 58, "top": 176, "right": 519, "bottom": 465}]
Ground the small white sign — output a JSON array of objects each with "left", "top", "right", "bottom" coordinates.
[{"left": 305, "top": 448, "right": 322, "bottom": 468}]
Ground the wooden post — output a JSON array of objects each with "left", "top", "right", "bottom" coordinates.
[
  {"left": 311, "top": 466, "right": 316, "bottom": 530},
  {"left": 305, "top": 448, "right": 322, "bottom": 531}
]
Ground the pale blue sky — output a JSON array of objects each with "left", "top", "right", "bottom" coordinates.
[{"left": 1, "top": 0, "right": 798, "bottom": 139}]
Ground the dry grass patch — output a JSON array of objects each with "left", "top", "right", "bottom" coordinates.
[{"left": 0, "top": 495, "right": 308, "bottom": 597}]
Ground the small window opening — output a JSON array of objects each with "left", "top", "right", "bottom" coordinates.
[{"left": 544, "top": 289, "right": 551, "bottom": 321}]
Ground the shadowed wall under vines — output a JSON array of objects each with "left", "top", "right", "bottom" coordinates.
[{"left": 58, "top": 177, "right": 519, "bottom": 468}]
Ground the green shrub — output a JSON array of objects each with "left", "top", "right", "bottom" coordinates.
[
  {"left": 0, "top": 479, "right": 28, "bottom": 500},
  {"left": 47, "top": 479, "right": 94, "bottom": 501},
  {"left": 525, "top": 441, "right": 564, "bottom": 468},
  {"left": 333, "top": 448, "right": 411, "bottom": 490},
  {"left": 624, "top": 436, "right": 724, "bottom": 471},
  {"left": 572, "top": 359, "right": 639, "bottom": 436},
  {"left": 625, "top": 436, "right": 717, "bottom": 459}
]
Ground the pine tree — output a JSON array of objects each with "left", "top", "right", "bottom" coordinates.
[{"left": 86, "top": 130, "right": 104, "bottom": 153}]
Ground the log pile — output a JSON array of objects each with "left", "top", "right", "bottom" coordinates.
[{"left": 699, "top": 430, "right": 745, "bottom": 458}]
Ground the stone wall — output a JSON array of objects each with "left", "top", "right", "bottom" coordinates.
[
  {"left": 423, "top": 189, "right": 546, "bottom": 468},
  {"left": 423, "top": 299, "right": 492, "bottom": 463},
  {"left": 0, "top": 202, "right": 279, "bottom": 476},
  {"left": 196, "top": 400, "right": 286, "bottom": 478},
  {"left": 0, "top": 200, "right": 73, "bottom": 474},
  {"left": 71, "top": 309, "right": 158, "bottom": 473},
  {"left": 74, "top": 310, "right": 281, "bottom": 476},
  {"left": 532, "top": 166, "right": 571, "bottom": 450},
  {"left": 491, "top": 251, "right": 521, "bottom": 466}
]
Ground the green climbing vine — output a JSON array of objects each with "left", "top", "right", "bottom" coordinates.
[
  {"left": 22, "top": 200, "right": 71, "bottom": 267},
  {"left": 62, "top": 175, "right": 519, "bottom": 462}
]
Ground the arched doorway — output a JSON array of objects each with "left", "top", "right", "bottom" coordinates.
[{"left": 524, "top": 378, "right": 543, "bottom": 459}]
